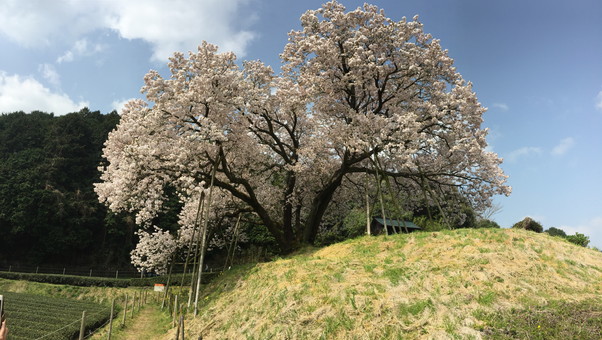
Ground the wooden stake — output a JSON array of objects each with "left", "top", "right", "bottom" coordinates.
[
  {"left": 107, "top": 299, "right": 115, "bottom": 340},
  {"left": 173, "top": 295, "right": 179, "bottom": 327},
  {"left": 131, "top": 293, "right": 135, "bottom": 318},
  {"left": 122, "top": 294, "right": 128, "bottom": 326},
  {"left": 78, "top": 311, "right": 86, "bottom": 340},
  {"left": 180, "top": 312, "right": 185, "bottom": 340}
]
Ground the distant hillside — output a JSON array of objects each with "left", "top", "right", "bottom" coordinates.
[
  {"left": 167, "top": 228, "right": 602, "bottom": 339},
  {"left": 0, "top": 109, "right": 137, "bottom": 267}
]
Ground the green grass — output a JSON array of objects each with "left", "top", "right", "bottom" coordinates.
[
  {"left": 475, "top": 299, "right": 602, "bottom": 339},
  {"left": 6, "top": 227, "right": 599, "bottom": 339}
]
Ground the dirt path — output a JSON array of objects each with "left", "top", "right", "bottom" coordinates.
[
  {"left": 97, "top": 304, "right": 171, "bottom": 340},
  {"left": 122, "top": 306, "right": 161, "bottom": 340}
]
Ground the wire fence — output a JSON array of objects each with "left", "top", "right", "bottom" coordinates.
[{"left": 0, "top": 264, "right": 143, "bottom": 278}]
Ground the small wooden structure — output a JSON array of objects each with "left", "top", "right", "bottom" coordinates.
[{"left": 370, "top": 217, "right": 421, "bottom": 235}]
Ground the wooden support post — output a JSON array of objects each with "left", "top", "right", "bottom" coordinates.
[
  {"left": 78, "top": 311, "right": 86, "bottom": 340},
  {"left": 175, "top": 312, "right": 181, "bottom": 340},
  {"left": 63, "top": 267, "right": 66, "bottom": 275},
  {"left": 115, "top": 270, "right": 119, "bottom": 279},
  {"left": 366, "top": 193, "right": 371, "bottom": 235},
  {"left": 89, "top": 269, "right": 92, "bottom": 277},
  {"left": 107, "top": 299, "right": 115, "bottom": 340},
  {"left": 122, "top": 294, "right": 128, "bottom": 326}
]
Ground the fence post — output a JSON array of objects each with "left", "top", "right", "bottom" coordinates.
[
  {"left": 89, "top": 269, "right": 92, "bottom": 277},
  {"left": 175, "top": 309, "right": 183, "bottom": 340},
  {"left": 115, "top": 270, "right": 119, "bottom": 279},
  {"left": 107, "top": 299, "right": 115, "bottom": 340},
  {"left": 78, "top": 311, "right": 86, "bottom": 340},
  {"left": 8, "top": 265, "right": 11, "bottom": 272},
  {"left": 131, "top": 293, "right": 135, "bottom": 318},
  {"left": 63, "top": 268, "right": 66, "bottom": 275},
  {"left": 36, "top": 266, "right": 39, "bottom": 274},
  {"left": 122, "top": 294, "right": 128, "bottom": 326},
  {"left": 172, "top": 295, "right": 178, "bottom": 327},
  {"left": 179, "top": 306, "right": 185, "bottom": 340},
  {"left": 175, "top": 318, "right": 180, "bottom": 340}
]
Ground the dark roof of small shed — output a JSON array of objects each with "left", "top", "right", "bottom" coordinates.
[{"left": 373, "top": 217, "right": 421, "bottom": 230}]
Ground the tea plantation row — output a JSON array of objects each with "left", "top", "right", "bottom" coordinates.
[
  {"left": 2, "top": 291, "right": 113, "bottom": 339},
  {"left": 0, "top": 271, "right": 217, "bottom": 287}
]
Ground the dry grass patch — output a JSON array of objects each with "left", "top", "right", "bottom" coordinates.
[{"left": 174, "top": 228, "right": 602, "bottom": 339}]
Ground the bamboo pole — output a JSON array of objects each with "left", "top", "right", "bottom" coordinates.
[
  {"left": 194, "top": 152, "right": 220, "bottom": 316},
  {"left": 229, "top": 213, "right": 242, "bottom": 269},
  {"left": 366, "top": 193, "right": 371, "bottom": 235},
  {"left": 161, "top": 252, "right": 176, "bottom": 310},
  {"left": 188, "top": 192, "right": 206, "bottom": 308},
  {"left": 224, "top": 213, "right": 242, "bottom": 271},
  {"left": 180, "top": 191, "right": 205, "bottom": 296}
]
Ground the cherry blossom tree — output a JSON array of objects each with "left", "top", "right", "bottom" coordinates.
[{"left": 95, "top": 1, "right": 510, "bottom": 254}]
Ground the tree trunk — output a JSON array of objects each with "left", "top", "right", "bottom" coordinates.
[
  {"left": 282, "top": 172, "right": 296, "bottom": 248},
  {"left": 302, "top": 170, "right": 346, "bottom": 245}
]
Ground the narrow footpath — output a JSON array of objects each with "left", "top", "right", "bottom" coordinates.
[
  {"left": 93, "top": 304, "right": 172, "bottom": 340},
  {"left": 122, "top": 306, "right": 166, "bottom": 340}
]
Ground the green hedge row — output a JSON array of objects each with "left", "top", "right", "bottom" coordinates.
[{"left": 0, "top": 271, "right": 218, "bottom": 287}]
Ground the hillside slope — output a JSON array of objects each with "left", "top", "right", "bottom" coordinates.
[{"left": 170, "top": 228, "right": 602, "bottom": 339}]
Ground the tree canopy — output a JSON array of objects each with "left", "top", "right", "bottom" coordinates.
[
  {"left": 0, "top": 109, "right": 135, "bottom": 266},
  {"left": 96, "top": 1, "right": 510, "bottom": 254}
]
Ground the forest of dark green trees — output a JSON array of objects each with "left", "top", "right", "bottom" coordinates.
[{"left": 0, "top": 109, "right": 137, "bottom": 268}]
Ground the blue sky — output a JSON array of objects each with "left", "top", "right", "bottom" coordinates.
[{"left": 1, "top": 0, "right": 601, "bottom": 248}]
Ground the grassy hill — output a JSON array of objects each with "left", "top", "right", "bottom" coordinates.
[{"left": 166, "top": 228, "right": 602, "bottom": 339}]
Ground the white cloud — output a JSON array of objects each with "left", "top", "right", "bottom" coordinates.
[
  {"left": 596, "top": 91, "right": 602, "bottom": 112},
  {"left": 0, "top": 0, "right": 256, "bottom": 61},
  {"left": 506, "top": 146, "right": 542, "bottom": 162},
  {"left": 0, "top": 71, "right": 88, "bottom": 115},
  {"left": 111, "top": 98, "right": 137, "bottom": 113},
  {"left": 0, "top": 1, "right": 104, "bottom": 47},
  {"left": 551, "top": 137, "right": 575, "bottom": 156},
  {"left": 38, "top": 63, "right": 60, "bottom": 87},
  {"left": 559, "top": 217, "right": 602, "bottom": 249},
  {"left": 492, "top": 103, "right": 509, "bottom": 111},
  {"left": 57, "top": 38, "right": 106, "bottom": 63}
]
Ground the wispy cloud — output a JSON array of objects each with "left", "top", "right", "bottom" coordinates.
[
  {"left": 38, "top": 63, "right": 60, "bottom": 87},
  {"left": 596, "top": 91, "right": 602, "bottom": 112},
  {"left": 559, "top": 216, "right": 602, "bottom": 249},
  {"left": 0, "top": 0, "right": 257, "bottom": 61},
  {"left": 492, "top": 103, "right": 509, "bottom": 111},
  {"left": 57, "top": 38, "right": 106, "bottom": 63},
  {"left": 0, "top": 71, "right": 88, "bottom": 115},
  {"left": 551, "top": 137, "right": 575, "bottom": 156},
  {"left": 506, "top": 146, "right": 542, "bottom": 162},
  {"left": 111, "top": 98, "right": 137, "bottom": 113}
]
